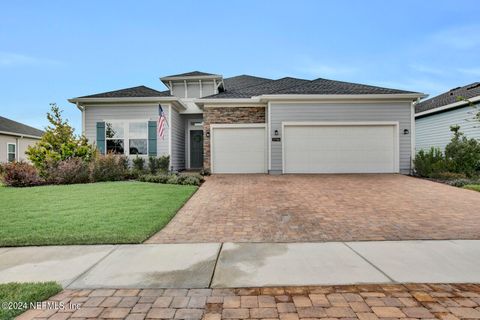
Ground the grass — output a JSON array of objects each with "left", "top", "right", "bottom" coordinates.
[
  {"left": 463, "top": 184, "right": 480, "bottom": 192},
  {"left": 0, "top": 181, "right": 197, "bottom": 246},
  {"left": 0, "top": 282, "right": 62, "bottom": 320}
]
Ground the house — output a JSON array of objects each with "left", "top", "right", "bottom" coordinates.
[
  {"left": 68, "top": 71, "right": 424, "bottom": 174},
  {"left": 0, "top": 116, "right": 44, "bottom": 163},
  {"left": 415, "top": 82, "right": 480, "bottom": 152}
]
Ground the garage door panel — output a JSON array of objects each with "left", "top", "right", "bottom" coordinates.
[
  {"left": 284, "top": 125, "right": 396, "bottom": 173},
  {"left": 212, "top": 127, "right": 266, "bottom": 173}
]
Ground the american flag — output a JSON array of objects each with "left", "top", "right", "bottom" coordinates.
[{"left": 157, "top": 105, "right": 167, "bottom": 140}]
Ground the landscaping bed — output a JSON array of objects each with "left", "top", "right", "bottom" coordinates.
[{"left": 0, "top": 181, "right": 197, "bottom": 246}]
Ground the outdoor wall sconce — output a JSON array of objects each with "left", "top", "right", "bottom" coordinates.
[
  {"left": 206, "top": 131, "right": 210, "bottom": 138},
  {"left": 274, "top": 130, "right": 279, "bottom": 136},
  {"left": 403, "top": 129, "right": 409, "bottom": 135}
]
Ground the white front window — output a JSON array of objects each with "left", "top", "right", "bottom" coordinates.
[
  {"left": 7, "top": 143, "right": 16, "bottom": 162},
  {"left": 105, "top": 121, "right": 148, "bottom": 155}
]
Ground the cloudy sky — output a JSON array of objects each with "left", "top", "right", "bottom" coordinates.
[{"left": 1, "top": 0, "right": 479, "bottom": 132}]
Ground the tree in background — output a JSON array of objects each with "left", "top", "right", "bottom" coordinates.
[{"left": 26, "top": 103, "right": 96, "bottom": 175}]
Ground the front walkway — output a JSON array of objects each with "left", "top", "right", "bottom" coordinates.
[
  {"left": 18, "top": 283, "right": 480, "bottom": 320},
  {"left": 2, "top": 241, "right": 480, "bottom": 289},
  {"left": 147, "top": 174, "right": 480, "bottom": 243}
]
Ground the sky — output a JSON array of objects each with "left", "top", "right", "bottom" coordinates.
[{"left": 1, "top": 0, "right": 479, "bottom": 133}]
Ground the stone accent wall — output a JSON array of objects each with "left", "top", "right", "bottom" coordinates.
[{"left": 203, "top": 106, "right": 266, "bottom": 170}]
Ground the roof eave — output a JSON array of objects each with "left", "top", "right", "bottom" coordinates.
[
  {"left": 160, "top": 74, "right": 222, "bottom": 82},
  {"left": 68, "top": 96, "right": 187, "bottom": 110},
  {"left": 195, "top": 98, "right": 263, "bottom": 107},
  {"left": 415, "top": 95, "right": 480, "bottom": 118},
  {"left": 0, "top": 130, "right": 42, "bottom": 139},
  {"left": 257, "top": 93, "right": 427, "bottom": 102}
]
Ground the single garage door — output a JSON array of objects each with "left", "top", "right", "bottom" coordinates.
[
  {"left": 284, "top": 123, "right": 397, "bottom": 173},
  {"left": 211, "top": 126, "right": 266, "bottom": 173}
]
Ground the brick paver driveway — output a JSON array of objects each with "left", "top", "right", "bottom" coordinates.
[
  {"left": 19, "top": 284, "right": 480, "bottom": 320},
  {"left": 147, "top": 174, "right": 480, "bottom": 243}
]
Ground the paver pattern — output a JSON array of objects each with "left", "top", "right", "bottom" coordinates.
[
  {"left": 17, "top": 283, "right": 480, "bottom": 319},
  {"left": 147, "top": 174, "right": 480, "bottom": 243}
]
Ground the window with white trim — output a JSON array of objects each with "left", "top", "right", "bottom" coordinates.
[
  {"left": 105, "top": 121, "right": 148, "bottom": 155},
  {"left": 7, "top": 143, "right": 16, "bottom": 162}
]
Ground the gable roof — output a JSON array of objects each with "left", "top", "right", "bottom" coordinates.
[
  {"left": 163, "top": 71, "right": 218, "bottom": 78},
  {"left": 0, "top": 116, "right": 44, "bottom": 138},
  {"left": 76, "top": 85, "right": 172, "bottom": 99},
  {"left": 415, "top": 82, "right": 480, "bottom": 114},
  {"left": 203, "top": 76, "right": 419, "bottom": 99}
]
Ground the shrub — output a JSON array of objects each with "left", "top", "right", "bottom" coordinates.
[
  {"left": 45, "top": 158, "right": 90, "bottom": 184},
  {"left": 445, "top": 178, "right": 480, "bottom": 187},
  {"left": 26, "top": 104, "right": 96, "bottom": 175},
  {"left": 1, "top": 161, "right": 44, "bottom": 187},
  {"left": 148, "top": 157, "right": 160, "bottom": 174},
  {"left": 90, "top": 153, "right": 128, "bottom": 182},
  {"left": 180, "top": 175, "right": 201, "bottom": 186},
  {"left": 444, "top": 125, "right": 480, "bottom": 177},
  {"left": 157, "top": 155, "right": 170, "bottom": 173},
  {"left": 414, "top": 147, "right": 446, "bottom": 177},
  {"left": 138, "top": 173, "right": 170, "bottom": 184},
  {"left": 199, "top": 168, "right": 210, "bottom": 176},
  {"left": 132, "top": 156, "right": 145, "bottom": 172},
  {"left": 166, "top": 174, "right": 179, "bottom": 185},
  {"left": 429, "top": 171, "right": 467, "bottom": 181}
]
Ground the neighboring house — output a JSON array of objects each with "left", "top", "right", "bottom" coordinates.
[
  {"left": 415, "top": 82, "right": 480, "bottom": 152},
  {"left": 0, "top": 116, "right": 44, "bottom": 163},
  {"left": 69, "top": 71, "right": 424, "bottom": 174}
]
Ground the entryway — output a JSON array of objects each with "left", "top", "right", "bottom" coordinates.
[{"left": 189, "top": 130, "right": 203, "bottom": 169}]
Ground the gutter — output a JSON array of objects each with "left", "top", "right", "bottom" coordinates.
[
  {"left": 0, "top": 130, "right": 42, "bottom": 139},
  {"left": 68, "top": 96, "right": 187, "bottom": 111}
]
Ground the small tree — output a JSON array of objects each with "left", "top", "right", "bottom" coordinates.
[
  {"left": 444, "top": 125, "right": 480, "bottom": 177},
  {"left": 26, "top": 103, "right": 96, "bottom": 175}
]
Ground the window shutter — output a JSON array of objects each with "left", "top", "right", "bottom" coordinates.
[
  {"left": 96, "top": 122, "right": 106, "bottom": 154},
  {"left": 148, "top": 121, "right": 157, "bottom": 156}
]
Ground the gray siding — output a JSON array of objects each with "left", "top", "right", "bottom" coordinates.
[
  {"left": 416, "top": 105, "right": 480, "bottom": 152},
  {"left": 84, "top": 104, "right": 169, "bottom": 158},
  {"left": 0, "top": 134, "right": 40, "bottom": 163},
  {"left": 170, "top": 107, "right": 185, "bottom": 171},
  {"left": 270, "top": 102, "right": 413, "bottom": 174}
]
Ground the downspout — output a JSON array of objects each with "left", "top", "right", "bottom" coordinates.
[{"left": 77, "top": 102, "right": 86, "bottom": 136}]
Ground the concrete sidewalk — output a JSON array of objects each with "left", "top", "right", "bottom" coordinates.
[{"left": 0, "top": 240, "right": 479, "bottom": 289}]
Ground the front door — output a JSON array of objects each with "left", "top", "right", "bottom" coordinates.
[{"left": 190, "top": 130, "right": 204, "bottom": 168}]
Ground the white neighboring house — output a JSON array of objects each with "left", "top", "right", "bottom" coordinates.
[
  {"left": 69, "top": 71, "right": 425, "bottom": 174},
  {"left": 415, "top": 82, "right": 480, "bottom": 152},
  {"left": 0, "top": 116, "right": 44, "bottom": 163}
]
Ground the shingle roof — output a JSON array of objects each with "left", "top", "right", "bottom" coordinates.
[
  {"left": 223, "top": 75, "right": 272, "bottom": 91},
  {"left": 208, "top": 77, "right": 310, "bottom": 98},
  {"left": 415, "top": 82, "right": 480, "bottom": 113},
  {"left": 77, "top": 86, "right": 172, "bottom": 98},
  {"left": 162, "top": 71, "right": 220, "bottom": 78},
  {"left": 0, "top": 116, "right": 44, "bottom": 137},
  {"left": 274, "top": 78, "right": 419, "bottom": 95},
  {"left": 203, "top": 76, "right": 417, "bottom": 99}
]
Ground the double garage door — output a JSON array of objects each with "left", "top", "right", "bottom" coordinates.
[{"left": 210, "top": 123, "right": 398, "bottom": 174}]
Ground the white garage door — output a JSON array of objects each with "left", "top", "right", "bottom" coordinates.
[
  {"left": 284, "top": 124, "right": 397, "bottom": 173},
  {"left": 211, "top": 126, "right": 266, "bottom": 173}
]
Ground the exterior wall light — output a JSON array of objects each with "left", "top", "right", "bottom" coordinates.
[
  {"left": 403, "top": 129, "right": 409, "bottom": 135},
  {"left": 274, "top": 130, "right": 279, "bottom": 136},
  {"left": 206, "top": 131, "right": 210, "bottom": 138}
]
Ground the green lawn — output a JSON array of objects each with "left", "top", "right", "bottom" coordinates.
[
  {"left": 0, "top": 282, "right": 62, "bottom": 320},
  {"left": 0, "top": 181, "right": 197, "bottom": 246},
  {"left": 464, "top": 184, "right": 480, "bottom": 192}
]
